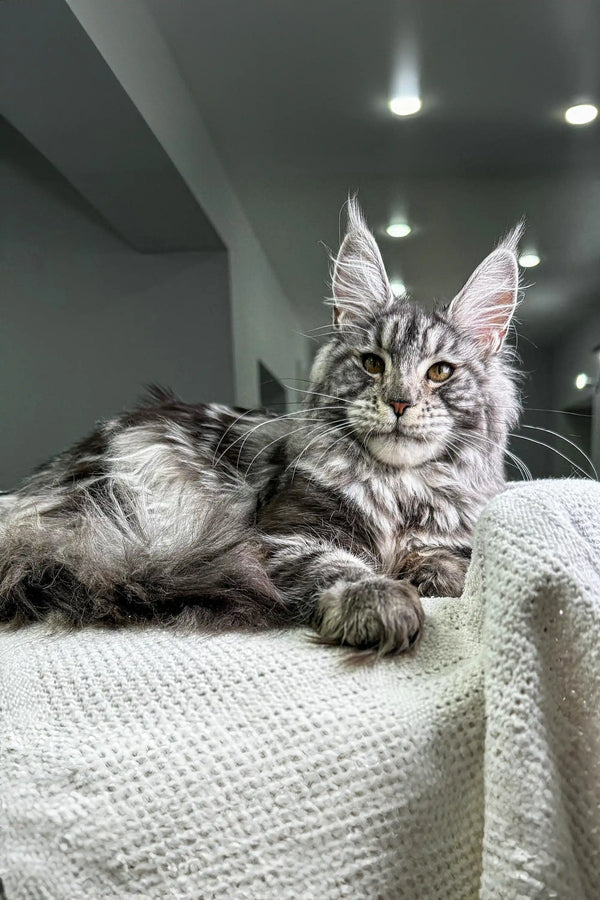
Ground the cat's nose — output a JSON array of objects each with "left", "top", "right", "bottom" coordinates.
[{"left": 390, "top": 400, "right": 412, "bottom": 417}]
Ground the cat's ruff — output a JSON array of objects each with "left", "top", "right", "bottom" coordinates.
[{"left": 0, "top": 200, "right": 523, "bottom": 655}]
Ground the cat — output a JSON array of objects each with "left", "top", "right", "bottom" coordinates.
[{"left": 0, "top": 200, "right": 521, "bottom": 655}]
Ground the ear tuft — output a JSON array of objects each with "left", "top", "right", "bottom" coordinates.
[
  {"left": 448, "top": 221, "right": 524, "bottom": 354},
  {"left": 330, "top": 197, "right": 392, "bottom": 325},
  {"left": 497, "top": 219, "right": 525, "bottom": 256}
]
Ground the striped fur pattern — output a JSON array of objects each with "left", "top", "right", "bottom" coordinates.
[{"left": 0, "top": 201, "right": 522, "bottom": 655}]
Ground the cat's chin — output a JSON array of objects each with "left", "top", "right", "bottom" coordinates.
[{"left": 366, "top": 434, "right": 441, "bottom": 468}]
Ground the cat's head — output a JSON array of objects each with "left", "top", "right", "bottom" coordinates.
[{"left": 309, "top": 199, "right": 522, "bottom": 469}]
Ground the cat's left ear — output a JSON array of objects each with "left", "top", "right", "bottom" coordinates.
[
  {"left": 331, "top": 198, "right": 393, "bottom": 324},
  {"left": 448, "top": 223, "right": 523, "bottom": 354}
]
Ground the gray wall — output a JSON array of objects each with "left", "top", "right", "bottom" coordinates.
[
  {"left": 552, "top": 305, "right": 600, "bottom": 413},
  {"left": 550, "top": 304, "right": 600, "bottom": 476},
  {"left": 508, "top": 341, "right": 556, "bottom": 480},
  {"left": 510, "top": 311, "right": 600, "bottom": 481},
  {"left": 0, "top": 122, "right": 233, "bottom": 489},
  {"left": 67, "top": 0, "right": 313, "bottom": 408}
]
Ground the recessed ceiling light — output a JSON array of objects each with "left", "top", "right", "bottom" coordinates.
[
  {"left": 390, "top": 279, "right": 407, "bottom": 296},
  {"left": 389, "top": 96, "right": 422, "bottom": 117},
  {"left": 518, "top": 252, "right": 540, "bottom": 268},
  {"left": 575, "top": 373, "right": 591, "bottom": 390},
  {"left": 565, "top": 103, "right": 598, "bottom": 125},
  {"left": 386, "top": 222, "right": 412, "bottom": 238}
]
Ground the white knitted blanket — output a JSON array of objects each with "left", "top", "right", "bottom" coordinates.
[{"left": 1, "top": 480, "right": 599, "bottom": 899}]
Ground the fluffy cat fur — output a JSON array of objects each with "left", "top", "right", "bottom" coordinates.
[{"left": 0, "top": 200, "right": 522, "bottom": 655}]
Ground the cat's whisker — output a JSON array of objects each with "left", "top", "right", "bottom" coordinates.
[
  {"left": 503, "top": 448, "right": 533, "bottom": 481},
  {"left": 497, "top": 405, "right": 593, "bottom": 419},
  {"left": 304, "top": 322, "right": 374, "bottom": 340},
  {"left": 288, "top": 421, "right": 353, "bottom": 474},
  {"left": 286, "top": 422, "right": 353, "bottom": 480},
  {"left": 229, "top": 409, "right": 347, "bottom": 469},
  {"left": 519, "top": 424, "right": 598, "bottom": 480},
  {"left": 300, "top": 434, "right": 357, "bottom": 491},
  {"left": 469, "top": 433, "right": 533, "bottom": 481},
  {"left": 299, "top": 332, "right": 327, "bottom": 344},
  {"left": 212, "top": 406, "right": 267, "bottom": 462},
  {"left": 304, "top": 323, "right": 368, "bottom": 334},
  {"left": 460, "top": 432, "right": 530, "bottom": 482},
  {"left": 212, "top": 398, "right": 327, "bottom": 460},
  {"left": 307, "top": 423, "right": 357, "bottom": 475},
  {"left": 213, "top": 406, "right": 346, "bottom": 468},
  {"left": 245, "top": 418, "right": 349, "bottom": 477},
  {"left": 283, "top": 385, "right": 354, "bottom": 406},
  {"left": 509, "top": 433, "right": 596, "bottom": 480},
  {"left": 445, "top": 432, "right": 533, "bottom": 481},
  {"left": 244, "top": 422, "right": 337, "bottom": 477},
  {"left": 360, "top": 425, "right": 376, "bottom": 450},
  {"left": 210, "top": 405, "right": 319, "bottom": 462}
]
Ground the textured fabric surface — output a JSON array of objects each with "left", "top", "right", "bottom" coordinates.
[{"left": 0, "top": 480, "right": 599, "bottom": 899}]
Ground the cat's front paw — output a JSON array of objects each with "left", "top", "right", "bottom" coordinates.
[
  {"left": 315, "top": 576, "right": 424, "bottom": 656},
  {"left": 402, "top": 548, "right": 470, "bottom": 598}
]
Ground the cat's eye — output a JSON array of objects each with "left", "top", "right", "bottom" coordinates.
[
  {"left": 427, "top": 362, "right": 454, "bottom": 383},
  {"left": 362, "top": 354, "right": 385, "bottom": 375}
]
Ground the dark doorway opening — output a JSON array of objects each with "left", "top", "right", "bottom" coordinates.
[{"left": 259, "top": 362, "right": 286, "bottom": 414}]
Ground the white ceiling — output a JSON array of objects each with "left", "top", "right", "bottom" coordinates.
[{"left": 146, "top": 0, "right": 600, "bottom": 342}]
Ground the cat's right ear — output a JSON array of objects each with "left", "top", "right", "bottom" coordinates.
[{"left": 331, "top": 198, "right": 393, "bottom": 325}]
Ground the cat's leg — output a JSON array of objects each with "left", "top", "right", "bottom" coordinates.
[
  {"left": 266, "top": 536, "right": 424, "bottom": 654},
  {"left": 400, "top": 547, "right": 471, "bottom": 598}
]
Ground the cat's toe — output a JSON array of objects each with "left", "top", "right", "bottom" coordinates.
[
  {"left": 315, "top": 576, "right": 424, "bottom": 656},
  {"left": 402, "top": 548, "right": 470, "bottom": 598}
]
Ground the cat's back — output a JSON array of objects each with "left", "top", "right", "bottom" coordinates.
[
  {"left": 114, "top": 392, "right": 289, "bottom": 485},
  {"left": 17, "top": 390, "right": 290, "bottom": 499}
]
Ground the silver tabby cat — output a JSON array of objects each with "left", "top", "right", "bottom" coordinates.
[{"left": 0, "top": 200, "right": 521, "bottom": 655}]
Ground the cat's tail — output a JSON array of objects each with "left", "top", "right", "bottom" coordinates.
[{"left": 0, "top": 486, "right": 286, "bottom": 631}]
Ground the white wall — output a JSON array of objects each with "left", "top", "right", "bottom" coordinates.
[
  {"left": 0, "top": 123, "right": 233, "bottom": 489},
  {"left": 66, "top": 0, "right": 312, "bottom": 409}
]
